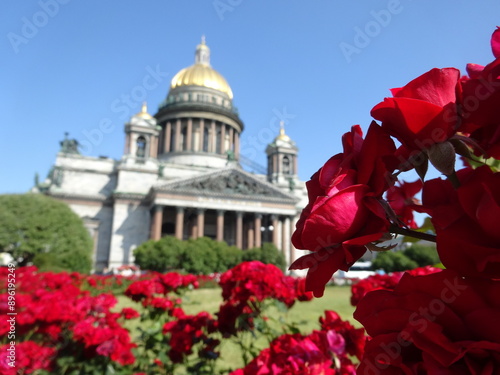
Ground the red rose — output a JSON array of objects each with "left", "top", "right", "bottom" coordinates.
[
  {"left": 121, "top": 307, "right": 140, "bottom": 319},
  {"left": 232, "top": 333, "right": 336, "bottom": 374},
  {"left": 0, "top": 341, "right": 56, "bottom": 375},
  {"left": 354, "top": 270, "right": 500, "bottom": 374},
  {"left": 422, "top": 166, "right": 500, "bottom": 279},
  {"left": 493, "top": 26, "right": 500, "bottom": 58},
  {"left": 290, "top": 123, "right": 396, "bottom": 297},
  {"left": 371, "top": 67, "right": 461, "bottom": 152},
  {"left": 386, "top": 179, "right": 423, "bottom": 229},
  {"left": 319, "top": 310, "right": 367, "bottom": 360},
  {"left": 460, "top": 28, "right": 500, "bottom": 158}
]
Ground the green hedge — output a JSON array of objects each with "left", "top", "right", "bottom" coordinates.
[
  {"left": 133, "top": 236, "right": 286, "bottom": 274},
  {"left": 371, "top": 243, "right": 439, "bottom": 273}
]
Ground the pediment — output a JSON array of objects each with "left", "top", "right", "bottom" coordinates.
[{"left": 154, "top": 167, "right": 297, "bottom": 203}]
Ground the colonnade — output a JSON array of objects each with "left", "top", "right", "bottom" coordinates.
[
  {"left": 159, "top": 118, "right": 240, "bottom": 157},
  {"left": 150, "top": 205, "right": 295, "bottom": 253}
]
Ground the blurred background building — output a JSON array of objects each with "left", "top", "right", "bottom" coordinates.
[{"left": 35, "top": 39, "right": 307, "bottom": 272}]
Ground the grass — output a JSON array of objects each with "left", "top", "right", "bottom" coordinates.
[{"left": 115, "top": 285, "right": 358, "bottom": 373}]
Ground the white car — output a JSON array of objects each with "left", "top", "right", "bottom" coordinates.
[{"left": 342, "top": 261, "right": 376, "bottom": 280}]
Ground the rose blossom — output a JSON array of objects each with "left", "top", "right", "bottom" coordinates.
[
  {"left": 290, "top": 123, "right": 397, "bottom": 297},
  {"left": 386, "top": 179, "right": 423, "bottom": 229},
  {"left": 422, "top": 166, "right": 500, "bottom": 279},
  {"left": 459, "top": 27, "right": 500, "bottom": 159},
  {"left": 354, "top": 270, "right": 500, "bottom": 374},
  {"left": 371, "top": 67, "right": 461, "bottom": 154}
]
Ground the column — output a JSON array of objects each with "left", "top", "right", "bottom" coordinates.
[
  {"left": 293, "top": 155, "right": 298, "bottom": 175},
  {"left": 124, "top": 134, "right": 130, "bottom": 154},
  {"left": 216, "top": 210, "right": 225, "bottom": 241},
  {"left": 289, "top": 217, "right": 297, "bottom": 265},
  {"left": 191, "top": 221, "right": 197, "bottom": 238},
  {"left": 165, "top": 121, "right": 171, "bottom": 152},
  {"left": 220, "top": 124, "right": 226, "bottom": 154},
  {"left": 236, "top": 212, "right": 243, "bottom": 249},
  {"left": 234, "top": 132, "right": 240, "bottom": 158},
  {"left": 282, "top": 216, "right": 291, "bottom": 263},
  {"left": 187, "top": 118, "right": 193, "bottom": 151},
  {"left": 150, "top": 136, "right": 158, "bottom": 158},
  {"left": 175, "top": 119, "right": 181, "bottom": 151},
  {"left": 197, "top": 209, "right": 205, "bottom": 238},
  {"left": 199, "top": 119, "right": 205, "bottom": 151},
  {"left": 211, "top": 120, "right": 216, "bottom": 153},
  {"left": 271, "top": 215, "right": 279, "bottom": 249},
  {"left": 150, "top": 205, "right": 163, "bottom": 241},
  {"left": 254, "top": 214, "right": 262, "bottom": 248},
  {"left": 227, "top": 126, "right": 234, "bottom": 154},
  {"left": 175, "top": 207, "right": 184, "bottom": 240}
]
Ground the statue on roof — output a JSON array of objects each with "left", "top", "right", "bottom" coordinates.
[{"left": 59, "top": 132, "right": 80, "bottom": 154}]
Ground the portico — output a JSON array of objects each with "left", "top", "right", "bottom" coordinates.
[{"left": 148, "top": 166, "right": 299, "bottom": 259}]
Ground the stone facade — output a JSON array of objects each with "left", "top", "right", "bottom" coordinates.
[{"left": 37, "top": 40, "right": 307, "bottom": 272}]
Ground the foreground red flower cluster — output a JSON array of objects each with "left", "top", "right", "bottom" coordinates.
[
  {"left": 1, "top": 262, "right": 359, "bottom": 374},
  {"left": 231, "top": 311, "right": 364, "bottom": 375},
  {"left": 291, "top": 27, "right": 500, "bottom": 373},
  {"left": 218, "top": 261, "right": 313, "bottom": 335},
  {"left": 350, "top": 266, "right": 441, "bottom": 306}
]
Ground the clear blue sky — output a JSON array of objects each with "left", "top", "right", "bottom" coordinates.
[{"left": 1, "top": 1, "right": 499, "bottom": 194}]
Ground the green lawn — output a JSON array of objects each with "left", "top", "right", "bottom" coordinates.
[{"left": 116, "top": 285, "right": 359, "bottom": 373}]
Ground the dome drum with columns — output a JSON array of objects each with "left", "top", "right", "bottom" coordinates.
[
  {"left": 156, "top": 38, "right": 243, "bottom": 169},
  {"left": 36, "top": 38, "right": 307, "bottom": 273}
]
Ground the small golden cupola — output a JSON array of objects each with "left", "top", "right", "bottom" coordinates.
[{"left": 266, "top": 121, "right": 299, "bottom": 187}]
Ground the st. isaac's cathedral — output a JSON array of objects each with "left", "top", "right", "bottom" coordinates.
[{"left": 36, "top": 39, "right": 308, "bottom": 273}]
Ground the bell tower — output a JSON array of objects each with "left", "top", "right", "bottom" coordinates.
[
  {"left": 266, "top": 121, "right": 299, "bottom": 190},
  {"left": 123, "top": 102, "right": 160, "bottom": 163}
]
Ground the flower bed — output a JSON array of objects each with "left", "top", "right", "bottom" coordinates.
[{"left": 0, "top": 262, "right": 364, "bottom": 374}]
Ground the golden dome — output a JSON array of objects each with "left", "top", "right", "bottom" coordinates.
[
  {"left": 134, "top": 102, "right": 153, "bottom": 119},
  {"left": 275, "top": 121, "right": 291, "bottom": 142},
  {"left": 170, "top": 38, "right": 234, "bottom": 99}
]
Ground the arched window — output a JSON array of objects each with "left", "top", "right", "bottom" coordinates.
[
  {"left": 203, "top": 126, "right": 209, "bottom": 152},
  {"left": 136, "top": 136, "right": 147, "bottom": 158},
  {"left": 283, "top": 156, "right": 291, "bottom": 174}
]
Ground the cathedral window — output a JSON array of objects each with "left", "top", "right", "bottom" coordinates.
[
  {"left": 216, "top": 125, "right": 222, "bottom": 154},
  {"left": 170, "top": 129, "right": 176, "bottom": 152},
  {"left": 283, "top": 155, "right": 291, "bottom": 174},
  {"left": 136, "top": 136, "right": 147, "bottom": 158},
  {"left": 203, "top": 126, "right": 209, "bottom": 152},
  {"left": 181, "top": 126, "right": 188, "bottom": 151}
]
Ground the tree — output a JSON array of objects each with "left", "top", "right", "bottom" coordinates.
[
  {"left": 133, "top": 236, "right": 186, "bottom": 272},
  {"left": 242, "top": 243, "right": 286, "bottom": 271},
  {"left": 0, "top": 194, "right": 92, "bottom": 273},
  {"left": 371, "top": 251, "right": 418, "bottom": 273},
  {"left": 403, "top": 243, "right": 440, "bottom": 267}
]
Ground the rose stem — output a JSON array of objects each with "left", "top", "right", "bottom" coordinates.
[{"left": 389, "top": 224, "right": 437, "bottom": 243}]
